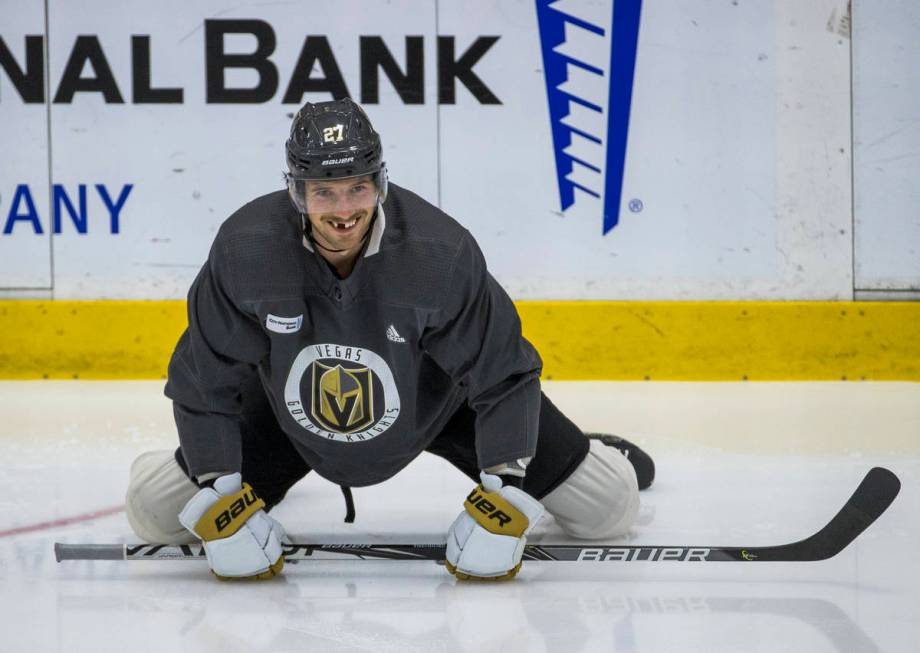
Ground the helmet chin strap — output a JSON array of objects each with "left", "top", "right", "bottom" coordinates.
[{"left": 308, "top": 231, "right": 350, "bottom": 254}]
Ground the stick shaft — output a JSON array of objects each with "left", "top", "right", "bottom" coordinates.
[
  {"left": 52, "top": 542, "right": 748, "bottom": 562},
  {"left": 53, "top": 467, "right": 900, "bottom": 564},
  {"left": 44, "top": 540, "right": 857, "bottom": 564}
]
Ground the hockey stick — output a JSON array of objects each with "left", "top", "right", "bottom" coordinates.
[{"left": 55, "top": 466, "right": 899, "bottom": 564}]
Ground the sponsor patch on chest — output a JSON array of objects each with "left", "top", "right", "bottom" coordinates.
[{"left": 266, "top": 313, "right": 303, "bottom": 334}]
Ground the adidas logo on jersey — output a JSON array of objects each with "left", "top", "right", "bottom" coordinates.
[{"left": 386, "top": 325, "right": 406, "bottom": 343}]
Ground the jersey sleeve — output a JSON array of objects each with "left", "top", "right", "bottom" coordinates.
[
  {"left": 164, "top": 232, "right": 270, "bottom": 479},
  {"left": 421, "top": 233, "right": 543, "bottom": 470}
]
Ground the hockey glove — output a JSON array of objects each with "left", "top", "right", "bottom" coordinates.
[
  {"left": 178, "top": 473, "right": 286, "bottom": 580},
  {"left": 445, "top": 472, "right": 545, "bottom": 581}
]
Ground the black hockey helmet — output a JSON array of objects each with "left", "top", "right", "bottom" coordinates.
[{"left": 285, "top": 98, "right": 387, "bottom": 212}]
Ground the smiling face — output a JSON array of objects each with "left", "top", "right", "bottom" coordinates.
[{"left": 302, "top": 175, "right": 378, "bottom": 254}]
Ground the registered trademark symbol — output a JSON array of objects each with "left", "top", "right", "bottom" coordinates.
[{"left": 628, "top": 198, "right": 643, "bottom": 213}]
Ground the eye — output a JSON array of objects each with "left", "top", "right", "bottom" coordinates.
[
  {"left": 350, "top": 184, "right": 367, "bottom": 194},
  {"left": 313, "top": 188, "right": 332, "bottom": 198}
]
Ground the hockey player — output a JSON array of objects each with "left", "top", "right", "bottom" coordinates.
[{"left": 125, "top": 98, "right": 654, "bottom": 581}]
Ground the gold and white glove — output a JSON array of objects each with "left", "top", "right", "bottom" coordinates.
[
  {"left": 445, "top": 472, "right": 544, "bottom": 581},
  {"left": 178, "top": 473, "right": 285, "bottom": 580}
]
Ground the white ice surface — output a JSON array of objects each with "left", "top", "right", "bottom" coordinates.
[{"left": 1, "top": 381, "right": 918, "bottom": 652}]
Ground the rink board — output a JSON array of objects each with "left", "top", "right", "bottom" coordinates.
[
  {"left": 1, "top": 299, "right": 917, "bottom": 380},
  {"left": 3, "top": 0, "right": 916, "bottom": 299}
]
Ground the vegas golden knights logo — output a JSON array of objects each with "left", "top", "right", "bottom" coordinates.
[
  {"left": 311, "top": 363, "right": 374, "bottom": 433},
  {"left": 285, "top": 343, "right": 400, "bottom": 443}
]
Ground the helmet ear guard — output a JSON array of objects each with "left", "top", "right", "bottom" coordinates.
[
  {"left": 375, "top": 164, "right": 388, "bottom": 203},
  {"left": 285, "top": 174, "right": 307, "bottom": 214}
]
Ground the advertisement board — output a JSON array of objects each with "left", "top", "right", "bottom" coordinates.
[{"left": 0, "top": 0, "right": 871, "bottom": 299}]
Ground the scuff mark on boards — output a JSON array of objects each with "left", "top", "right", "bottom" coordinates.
[{"left": 827, "top": 2, "right": 851, "bottom": 39}]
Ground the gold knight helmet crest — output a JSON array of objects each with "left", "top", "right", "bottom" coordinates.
[{"left": 311, "top": 362, "right": 375, "bottom": 433}]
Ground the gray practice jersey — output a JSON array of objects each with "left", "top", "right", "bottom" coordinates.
[{"left": 165, "top": 183, "right": 543, "bottom": 487}]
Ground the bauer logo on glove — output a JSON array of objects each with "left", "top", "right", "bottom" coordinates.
[
  {"left": 211, "top": 485, "right": 260, "bottom": 534},
  {"left": 178, "top": 473, "right": 287, "bottom": 580},
  {"left": 465, "top": 487, "right": 526, "bottom": 535},
  {"left": 446, "top": 472, "right": 545, "bottom": 580}
]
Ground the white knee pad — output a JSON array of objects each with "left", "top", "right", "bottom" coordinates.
[
  {"left": 125, "top": 450, "right": 200, "bottom": 544},
  {"left": 540, "top": 440, "right": 640, "bottom": 540}
]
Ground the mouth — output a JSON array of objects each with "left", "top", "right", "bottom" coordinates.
[{"left": 325, "top": 214, "right": 362, "bottom": 235}]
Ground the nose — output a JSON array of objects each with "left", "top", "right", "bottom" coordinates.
[{"left": 328, "top": 193, "right": 366, "bottom": 217}]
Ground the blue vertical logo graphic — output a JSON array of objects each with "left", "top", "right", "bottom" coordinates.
[{"left": 535, "top": 0, "right": 642, "bottom": 234}]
